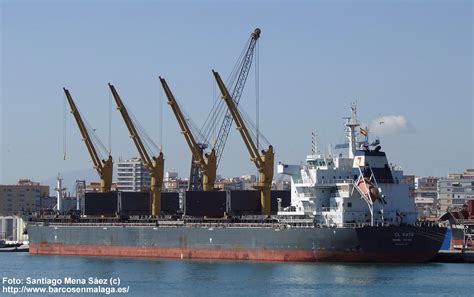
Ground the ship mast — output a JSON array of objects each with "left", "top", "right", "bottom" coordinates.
[
  {"left": 55, "top": 174, "right": 66, "bottom": 213},
  {"left": 345, "top": 102, "right": 360, "bottom": 158}
]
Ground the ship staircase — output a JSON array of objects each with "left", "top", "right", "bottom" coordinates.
[
  {"left": 352, "top": 165, "right": 386, "bottom": 226},
  {"left": 464, "top": 229, "right": 473, "bottom": 250},
  {"left": 439, "top": 209, "right": 474, "bottom": 250},
  {"left": 301, "top": 167, "right": 314, "bottom": 184}
]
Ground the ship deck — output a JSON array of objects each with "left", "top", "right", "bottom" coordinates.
[{"left": 27, "top": 215, "right": 441, "bottom": 230}]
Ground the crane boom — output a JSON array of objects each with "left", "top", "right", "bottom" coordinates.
[
  {"left": 108, "top": 83, "right": 164, "bottom": 216},
  {"left": 159, "top": 77, "right": 216, "bottom": 191},
  {"left": 212, "top": 70, "right": 274, "bottom": 216},
  {"left": 108, "top": 84, "right": 151, "bottom": 165},
  {"left": 213, "top": 28, "right": 261, "bottom": 166},
  {"left": 63, "top": 88, "right": 113, "bottom": 193}
]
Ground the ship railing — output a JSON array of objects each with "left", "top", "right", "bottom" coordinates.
[
  {"left": 451, "top": 219, "right": 474, "bottom": 224},
  {"left": 186, "top": 222, "right": 278, "bottom": 228},
  {"left": 30, "top": 222, "right": 159, "bottom": 227},
  {"left": 333, "top": 179, "right": 353, "bottom": 184},
  {"left": 294, "top": 179, "right": 353, "bottom": 185},
  {"left": 312, "top": 222, "right": 372, "bottom": 228},
  {"left": 33, "top": 221, "right": 322, "bottom": 229},
  {"left": 295, "top": 193, "right": 316, "bottom": 200},
  {"left": 330, "top": 192, "right": 350, "bottom": 198},
  {"left": 29, "top": 220, "right": 400, "bottom": 229},
  {"left": 339, "top": 222, "right": 372, "bottom": 228},
  {"left": 294, "top": 179, "right": 311, "bottom": 184},
  {"left": 316, "top": 207, "right": 338, "bottom": 213},
  {"left": 413, "top": 221, "right": 443, "bottom": 227},
  {"left": 29, "top": 220, "right": 283, "bottom": 229}
]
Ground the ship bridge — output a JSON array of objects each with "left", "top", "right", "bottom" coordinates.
[{"left": 352, "top": 149, "right": 394, "bottom": 183}]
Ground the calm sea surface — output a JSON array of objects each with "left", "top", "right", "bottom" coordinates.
[{"left": 1, "top": 253, "right": 471, "bottom": 297}]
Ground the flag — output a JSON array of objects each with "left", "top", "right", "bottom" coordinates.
[{"left": 360, "top": 127, "right": 368, "bottom": 136}]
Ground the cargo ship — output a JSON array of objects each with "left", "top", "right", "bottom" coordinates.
[{"left": 27, "top": 105, "right": 446, "bottom": 262}]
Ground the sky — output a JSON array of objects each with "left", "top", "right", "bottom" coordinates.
[{"left": 0, "top": 0, "right": 473, "bottom": 187}]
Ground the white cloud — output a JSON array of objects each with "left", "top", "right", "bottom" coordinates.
[{"left": 368, "top": 115, "right": 414, "bottom": 135}]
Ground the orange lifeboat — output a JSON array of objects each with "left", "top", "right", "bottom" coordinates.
[{"left": 356, "top": 178, "right": 381, "bottom": 203}]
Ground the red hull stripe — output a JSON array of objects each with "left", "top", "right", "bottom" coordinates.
[{"left": 29, "top": 243, "right": 435, "bottom": 263}]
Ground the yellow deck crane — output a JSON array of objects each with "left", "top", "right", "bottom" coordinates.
[
  {"left": 175, "top": 28, "right": 260, "bottom": 191},
  {"left": 63, "top": 88, "right": 113, "bottom": 192},
  {"left": 108, "top": 84, "right": 164, "bottom": 216},
  {"left": 159, "top": 77, "right": 217, "bottom": 191},
  {"left": 212, "top": 70, "right": 274, "bottom": 216}
]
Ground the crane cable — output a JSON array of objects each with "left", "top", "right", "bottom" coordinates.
[
  {"left": 63, "top": 92, "right": 110, "bottom": 162},
  {"left": 212, "top": 77, "right": 217, "bottom": 145},
  {"left": 82, "top": 115, "right": 108, "bottom": 161},
  {"left": 239, "top": 105, "right": 271, "bottom": 147},
  {"left": 63, "top": 95, "right": 67, "bottom": 160},
  {"left": 197, "top": 34, "right": 270, "bottom": 154},
  {"left": 255, "top": 40, "right": 260, "bottom": 151},
  {"left": 108, "top": 91, "right": 112, "bottom": 155},
  {"left": 198, "top": 36, "right": 253, "bottom": 147},
  {"left": 159, "top": 80, "right": 163, "bottom": 151},
  {"left": 128, "top": 107, "right": 160, "bottom": 157}
]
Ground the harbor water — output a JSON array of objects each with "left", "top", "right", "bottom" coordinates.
[{"left": 1, "top": 253, "right": 471, "bottom": 296}]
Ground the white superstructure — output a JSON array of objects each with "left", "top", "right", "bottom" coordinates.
[{"left": 278, "top": 105, "right": 417, "bottom": 227}]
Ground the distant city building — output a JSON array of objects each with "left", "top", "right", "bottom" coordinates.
[
  {"left": 213, "top": 174, "right": 278, "bottom": 191},
  {"left": 163, "top": 178, "right": 188, "bottom": 192},
  {"left": 438, "top": 169, "right": 474, "bottom": 213},
  {"left": 215, "top": 175, "right": 253, "bottom": 191},
  {"left": 117, "top": 158, "right": 150, "bottom": 192},
  {"left": 241, "top": 174, "right": 257, "bottom": 183},
  {"left": 111, "top": 168, "right": 291, "bottom": 193},
  {"left": 413, "top": 177, "right": 439, "bottom": 219},
  {"left": 215, "top": 179, "right": 245, "bottom": 191},
  {"left": 165, "top": 172, "right": 178, "bottom": 179},
  {"left": 85, "top": 182, "right": 118, "bottom": 193},
  {"left": 0, "top": 179, "right": 49, "bottom": 215},
  {"left": 0, "top": 216, "right": 28, "bottom": 243},
  {"left": 415, "top": 176, "right": 439, "bottom": 190}
]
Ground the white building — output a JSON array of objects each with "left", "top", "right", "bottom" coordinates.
[
  {"left": 415, "top": 177, "right": 439, "bottom": 190},
  {"left": 165, "top": 172, "right": 179, "bottom": 179},
  {"left": 413, "top": 176, "right": 439, "bottom": 219},
  {"left": 117, "top": 158, "right": 150, "bottom": 192},
  {"left": 0, "top": 216, "right": 28, "bottom": 243},
  {"left": 438, "top": 169, "right": 474, "bottom": 212}
]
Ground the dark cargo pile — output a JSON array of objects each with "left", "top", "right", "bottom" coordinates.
[{"left": 84, "top": 190, "right": 290, "bottom": 217}]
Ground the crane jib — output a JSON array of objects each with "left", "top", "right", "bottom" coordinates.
[{"left": 213, "top": 28, "right": 261, "bottom": 167}]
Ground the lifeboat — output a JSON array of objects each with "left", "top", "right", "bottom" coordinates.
[{"left": 356, "top": 178, "right": 381, "bottom": 203}]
